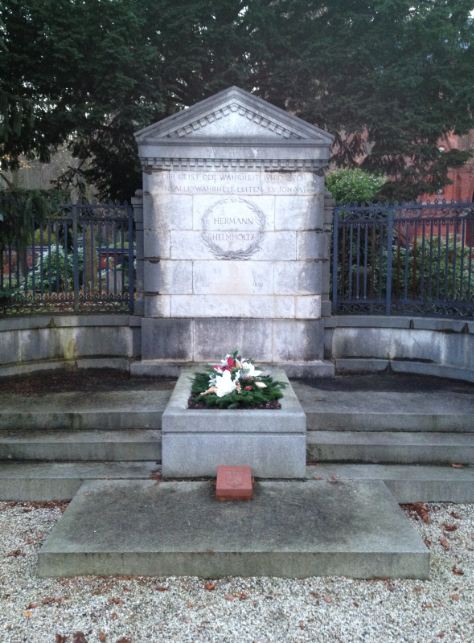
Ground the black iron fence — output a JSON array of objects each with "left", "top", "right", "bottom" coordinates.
[
  {"left": 332, "top": 200, "right": 474, "bottom": 318},
  {"left": 3, "top": 195, "right": 474, "bottom": 319},
  {"left": 0, "top": 200, "right": 135, "bottom": 315}
]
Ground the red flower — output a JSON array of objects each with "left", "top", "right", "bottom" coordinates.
[
  {"left": 244, "top": 385, "right": 253, "bottom": 391},
  {"left": 227, "top": 357, "right": 236, "bottom": 368}
]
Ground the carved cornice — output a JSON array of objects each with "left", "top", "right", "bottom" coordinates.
[
  {"left": 166, "top": 103, "right": 302, "bottom": 140},
  {"left": 141, "top": 157, "right": 328, "bottom": 174}
]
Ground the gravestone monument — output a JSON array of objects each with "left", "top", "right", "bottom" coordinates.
[{"left": 131, "top": 87, "right": 334, "bottom": 376}]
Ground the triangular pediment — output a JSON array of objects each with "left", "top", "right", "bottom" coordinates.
[{"left": 135, "top": 86, "right": 333, "bottom": 144}]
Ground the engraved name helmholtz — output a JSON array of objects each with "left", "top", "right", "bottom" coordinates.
[{"left": 201, "top": 197, "right": 265, "bottom": 259}]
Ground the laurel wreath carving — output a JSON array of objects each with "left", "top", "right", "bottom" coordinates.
[{"left": 201, "top": 197, "right": 266, "bottom": 260}]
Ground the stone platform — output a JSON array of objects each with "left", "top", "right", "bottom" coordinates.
[
  {"left": 38, "top": 479, "right": 429, "bottom": 579},
  {"left": 162, "top": 368, "right": 306, "bottom": 478}
]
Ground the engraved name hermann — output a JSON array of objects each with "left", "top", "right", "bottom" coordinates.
[{"left": 201, "top": 197, "right": 266, "bottom": 260}]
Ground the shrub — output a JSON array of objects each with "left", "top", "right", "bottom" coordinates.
[{"left": 326, "top": 168, "right": 386, "bottom": 205}]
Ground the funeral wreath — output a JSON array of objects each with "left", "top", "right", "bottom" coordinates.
[{"left": 188, "top": 351, "right": 286, "bottom": 409}]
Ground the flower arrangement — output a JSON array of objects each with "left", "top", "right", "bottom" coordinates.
[{"left": 188, "top": 351, "right": 286, "bottom": 409}]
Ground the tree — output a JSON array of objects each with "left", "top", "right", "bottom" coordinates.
[
  {"left": 246, "top": 0, "right": 474, "bottom": 200},
  {"left": 0, "top": 0, "right": 253, "bottom": 200},
  {"left": 1, "top": 0, "right": 473, "bottom": 201}
]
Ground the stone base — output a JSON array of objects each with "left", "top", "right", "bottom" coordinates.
[
  {"left": 130, "top": 359, "right": 335, "bottom": 379},
  {"left": 130, "top": 359, "right": 190, "bottom": 378},
  {"left": 276, "top": 360, "right": 335, "bottom": 378},
  {"left": 140, "top": 317, "right": 326, "bottom": 363},
  {"left": 162, "top": 368, "right": 306, "bottom": 478},
  {"left": 38, "top": 479, "right": 429, "bottom": 579}
]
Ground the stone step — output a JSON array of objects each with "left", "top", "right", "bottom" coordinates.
[
  {"left": 0, "top": 430, "right": 161, "bottom": 462},
  {"left": 306, "top": 411, "right": 474, "bottom": 432},
  {"left": 293, "top": 380, "right": 474, "bottom": 433},
  {"left": 0, "top": 390, "right": 168, "bottom": 431},
  {"left": 1, "top": 461, "right": 472, "bottom": 503},
  {"left": 3, "top": 380, "right": 474, "bottom": 434},
  {"left": 1, "top": 462, "right": 472, "bottom": 503},
  {"left": 0, "top": 461, "right": 159, "bottom": 501},
  {"left": 37, "top": 479, "right": 429, "bottom": 579},
  {"left": 307, "top": 431, "right": 474, "bottom": 465},
  {"left": 307, "top": 464, "right": 474, "bottom": 503}
]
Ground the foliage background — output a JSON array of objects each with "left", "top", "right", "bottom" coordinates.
[{"left": 1, "top": 0, "right": 473, "bottom": 201}]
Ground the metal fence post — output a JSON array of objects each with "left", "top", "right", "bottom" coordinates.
[
  {"left": 385, "top": 209, "right": 394, "bottom": 315},
  {"left": 332, "top": 209, "right": 339, "bottom": 313},
  {"left": 130, "top": 190, "right": 144, "bottom": 316},
  {"left": 127, "top": 204, "right": 135, "bottom": 314},
  {"left": 72, "top": 204, "right": 80, "bottom": 312}
]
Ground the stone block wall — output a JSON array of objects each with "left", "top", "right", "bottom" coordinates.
[{"left": 138, "top": 170, "right": 331, "bottom": 365}]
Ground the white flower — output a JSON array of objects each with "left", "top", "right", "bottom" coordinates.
[
  {"left": 241, "top": 360, "right": 262, "bottom": 378},
  {"left": 255, "top": 381, "right": 267, "bottom": 389},
  {"left": 214, "top": 370, "right": 237, "bottom": 397}
]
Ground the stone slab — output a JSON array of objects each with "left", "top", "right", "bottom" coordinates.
[
  {"left": 307, "top": 464, "right": 474, "bottom": 504},
  {"left": 390, "top": 360, "right": 474, "bottom": 384},
  {"left": 38, "top": 479, "right": 429, "bottom": 579},
  {"left": 0, "top": 429, "right": 161, "bottom": 462},
  {"left": 2, "top": 462, "right": 473, "bottom": 503},
  {"left": 292, "top": 378, "right": 474, "bottom": 432},
  {"left": 0, "top": 462, "right": 159, "bottom": 501},
  {"left": 307, "top": 431, "right": 474, "bottom": 465},
  {"left": 161, "top": 368, "right": 306, "bottom": 478},
  {"left": 0, "top": 390, "right": 170, "bottom": 431}
]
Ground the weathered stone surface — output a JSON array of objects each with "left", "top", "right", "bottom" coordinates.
[
  {"left": 307, "top": 464, "right": 474, "bottom": 504},
  {"left": 144, "top": 193, "right": 193, "bottom": 230},
  {"left": 132, "top": 87, "right": 334, "bottom": 369},
  {"left": 0, "top": 462, "right": 160, "bottom": 501},
  {"left": 141, "top": 318, "right": 193, "bottom": 360},
  {"left": 0, "top": 322, "right": 135, "bottom": 367},
  {"left": 307, "top": 431, "right": 474, "bottom": 465},
  {"left": 327, "top": 317, "right": 474, "bottom": 380},
  {"left": 0, "top": 429, "right": 161, "bottom": 462},
  {"left": 192, "top": 260, "right": 274, "bottom": 295},
  {"left": 143, "top": 260, "right": 193, "bottom": 294},
  {"left": 254, "top": 231, "right": 297, "bottom": 261},
  {"left": 144, "top": 294, "right": 171, "bottom": 317},
  {"left": 272, "top": 319, "right": 325, "bottom": 361},
  {"left": 162, "top": 368, "right": 306, "bottom": 478},
  {"left": 37, "top": 479, "right": 429, "bottom": 578},
  {"left": 274, "top": 193, "right": 324, "bottom": 231},
  {"left": 143, "top": 229, "right": 170, "bottom": 259},
  {"left": 296, "top": 231, "right": 329, "bottom": 260},
  {"left": 193, "top": 319, "right": 272, "bottom": 362},
  {"left": 274, "top": 261, "right": 323, "bottom": 295},
  {"left": 170, "top": 294, "right": 295, "bottom": 319},
  {"left": 295, "top": 295, "right": 321, "bottom": 319}
]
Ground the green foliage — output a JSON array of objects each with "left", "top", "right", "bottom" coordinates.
[
  {"left": 0, "top": 286, "right": 15, "bottom": 301},
  {"left": 1, "top": 1, "right": 473, "bottom": 200},
  {"left": 190, "top": 371, "right": 286, "bottom": 410},
  {"left": 0, "top": 189, "right": 65, "bottom": 246},
  {"left": 392, "top": 238, "right": 473, "bottom": 301},
  {"left": 326, "top": 169, "right": 386, "bottom": 204},
  {"left": 21, "top": 244, "right": 84, "bottom": 293},
  {"left": 250, "top": 0, "right": 474, "bottom": 200}
]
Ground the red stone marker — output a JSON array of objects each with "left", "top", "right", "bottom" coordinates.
[{"left": 216, "top": 465, "right": 253, "bottom": 501}]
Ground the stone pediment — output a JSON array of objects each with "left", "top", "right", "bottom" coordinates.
[{"left": 135, "top": 86, "right": 333, "bottom": 144}]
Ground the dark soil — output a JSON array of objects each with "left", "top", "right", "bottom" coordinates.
[
  {"left": 302, "top": 371, "right": 474, "bottom": 393},
  {"left": 0, "top": 368, "right": 175, "bottom": 395},
  {"left": 188, "top": 397, "right": 281, "bottom": 410}
]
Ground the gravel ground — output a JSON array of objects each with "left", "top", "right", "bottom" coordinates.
[{"left": 0, "top": 501, "right": 472, "bottom": 643}]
